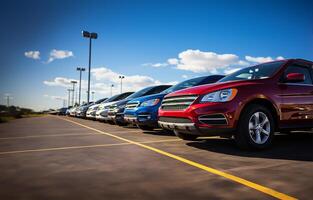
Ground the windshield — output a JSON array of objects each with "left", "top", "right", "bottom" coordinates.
[
  {"left": 105, "top": 94, "right": 121, "bottom": 102},
  {"left": 161, "top": 76, "right": 207, "bottom": 94},
  {"left": 126, "top": 86, "right": 153, "bottom": 99},
  {"left": 95, "top": 98, "right": 106, "bottom": 104},
  {"left": 218, "top": 61, "right": 285, "bottom": 83}
]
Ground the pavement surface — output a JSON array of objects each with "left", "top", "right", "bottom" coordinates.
[{"left": 0, "top": 115, "right": 312, "bottom": 200}]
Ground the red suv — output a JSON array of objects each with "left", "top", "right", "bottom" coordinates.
[{"left": 158, "top": 59, "right": 313, "bottom": 149}]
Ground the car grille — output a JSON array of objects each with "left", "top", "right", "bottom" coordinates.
[
  {"left": 159, "top": 117, "right": 192, "bottom": 123},
  {"left": 198, "top": 114, "right": 228, "bottom": 125},
  {"left": 125, "top": 102, "right": 139, "bottom": 110},
  {"left": 161, "top": 95, "right": 198, "bottom": 111},
  {"left": 108, "top": 105, "right": 117, "bottom": 113}
]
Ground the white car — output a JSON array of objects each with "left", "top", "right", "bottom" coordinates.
[
  {"left": 85, "top": 98, "right": 108, "bottom": 119},
  {"left": 69, "top": 106, "right": 79, "bottom": 117},
  {"left": 94, "top": 92, "right": 133, "bottom": 121}
]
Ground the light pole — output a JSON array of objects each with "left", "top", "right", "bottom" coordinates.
[
  {"left": 110, "top": 84, "right": 114, "bottom": 97},
  {"left": 71, "top": 81, "right": 77, "bottom": 106},
  {"left": 67, "top": 89, "right": 72, "bottom": 107},
  {"left": 119, "top": 75, "right": 125, "bottom": 93},
  {"left": 76, "top": 67, "right": 85, "bottom": 105},
  {"left": 91, "top": 91, "right": 95, "bottom": 102},
  {"left": 82, "top": 30, "right": 98, "bottom": 103},
  {"left": 4, "top": 94, "right": 12, "bottom": 107}
]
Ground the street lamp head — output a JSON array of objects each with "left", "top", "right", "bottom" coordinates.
[
  {"left": 111, "top": 84, "right": 114, "bottom": 87},
  {"left": 71, "top": 80, "right": 78, "bottom": 84},
  {"left": 77, "top": 67, "right": 86, "bottom": 71},
  {"left": 90, "top": 32, "right": 98, "bottom": 39},
  {"left": 82, "top": 31, "right": 98, "bottom": 39},
  {"left": 82, "top": 31, "right": 91, "bottom": 38},
  {"left": 119, "top": 75, "right": 125, "bottom": 79}
]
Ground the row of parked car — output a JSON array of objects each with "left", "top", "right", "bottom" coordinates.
[{"left": 58, "top": 59, "right": 313, "bottom": 149}]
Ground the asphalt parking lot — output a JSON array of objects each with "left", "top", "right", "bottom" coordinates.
[{"left": 0, "top": 115, "right": 312, "bottom": 200}]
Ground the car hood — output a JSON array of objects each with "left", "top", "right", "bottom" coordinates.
[
  {"left": 88, "top": 104, "right": 99, "bottom": 109},
  {"left": 113, "top": 98, "right": 132, "bottom": 107},
  {"left": 127, "top": 93, "right": 166, "bottom": 104},
  {"left": 98, "top": 101, "right": 119, "bottom": 109},
  {"left": 165, "top": 80, "right": 264, "bottom": 97}
]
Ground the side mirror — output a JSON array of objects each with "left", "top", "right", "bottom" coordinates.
[{"left": 286, "top": 73, "right": 305, "bottom": 83}]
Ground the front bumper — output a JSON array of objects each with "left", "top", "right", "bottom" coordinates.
[
  {"left": 86, "top": 111, "right": 96, "bottom": 118},
  {"left": 158, "top": 101, "right": 239, "bottom": 136},
  {"left": 124, "top": 106, "right": 159, "bottom": 127},
  {"left": 158, "top": 120, "right": 234, "bottom": 136}
]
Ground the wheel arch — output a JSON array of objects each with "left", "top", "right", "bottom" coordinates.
[{"left": 237, "top": 98, "right": 280, "bottom": 131}]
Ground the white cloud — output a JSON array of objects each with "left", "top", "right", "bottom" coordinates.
[
  {"left": 142, "top": 63, "right": 168, "bottom": 67},
  {"left": 245, "top": 56, "right": 285, "bottom": 64},
  {"left": 144, "top": 49, "right": 286, "bottom": 75},
  {"left": 25, "top": 51, "right": 40, "bottom": 60},
  {"left": 182, "top": 75, "right": 188, "bottom": 79},
  {"left": 91, "top": 67, "right": 168, "bottom": 92},
  {"left": 167, "top": 49, "right": 246, "bottom": 73},
  {"left": 43, "top": 77, "right": 77, "bottom": 87},
  {"left": 44, "top": 67, "right": 175, "bottom": 97},
  {"left": 47, "top": 49, "right": 74, "bottom": 63},
  {"left": 167, "top": 58, "right": 179, "bottom": 65}
]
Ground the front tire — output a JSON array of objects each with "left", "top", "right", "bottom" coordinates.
[
  {"left": 137, "top": 125, "right": 154, "bottom": 131},
  {"left": 174, "top": 130, "right": 198, "bottom": 141},
  {"left": 235, "top": 104, "right": 275, "bottom": 150}
]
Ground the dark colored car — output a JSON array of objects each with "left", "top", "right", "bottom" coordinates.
[
  {"left": 123, "top": 75, "right": 225, "bottom": 130},
  {"left": 57, "top": 107, "right": 68, "bottom": 115},
  {"left": 158, "top": 59, "right": 313, "bottom": 149},
  {"left": 107, "top": 85, "right": 172, "bottom": 126}
]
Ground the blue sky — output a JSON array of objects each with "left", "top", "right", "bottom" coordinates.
[{"left": 0, "top": 0, "right": 312, "bottom": 110}]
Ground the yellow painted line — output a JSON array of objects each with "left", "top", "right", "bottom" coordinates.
[
  {"left": 0, "top": 142, "right": 130, "bottom": 155},
  {"left": 57, "top": 116, "right": 297, "bottom": 200},
  {"left": 0, "top": 138, "right": 181, "bottom": 155}
]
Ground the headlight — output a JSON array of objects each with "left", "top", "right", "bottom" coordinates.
[
  {"left": 140, "top": 99, "right": 160, "bottom": 107},
  {"left": 200, "top": 88, "right": 237, "bottom": 103},
  {"left": 117, "top": 104, "right": 125, "bottom": 110}
]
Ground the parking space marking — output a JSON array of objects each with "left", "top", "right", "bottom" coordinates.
[
  {"left": 106, "top": 130, "right": 144, "bottom": 134},
  {"left": 0, "top": 138, "right": 181, "bottom": 155},
  {"left": 58, "top": 116, "right": 297, "bottom": 200},
  {"left": 0, "top": 133, "right": 103, "bottom": 140}
]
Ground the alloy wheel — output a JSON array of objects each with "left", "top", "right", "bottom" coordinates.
[{"left": 248, "top": 112, "right": 271, "bottom": 144}]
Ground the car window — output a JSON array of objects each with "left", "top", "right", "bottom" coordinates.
[
  {"left": 201, "top": 75, "right": 224, "bottom": 84},
  {"left": 284, "top": 65, "right": 313, "bottom": 85},
  {"left": 116, "top": 92, "right": 133, "bottom": 100},
  {"left": 219, "top": 61, "right": 285, "bottom": 83},
  {"left": 161, "top": 76, "right": 208, "bottom": 94},
  {"left": 146, "top": 85, "right": 171, "bottom": 95},
  {"left": 126, "top": 86, "right": 154, "bottom": 99}
]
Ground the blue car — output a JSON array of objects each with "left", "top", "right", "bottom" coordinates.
[
  {"left": 123, "top": 75, "right": 225, "bottom": 130},
  {"left": 107, "top": 85, "right": 172, "bottom": 126}
]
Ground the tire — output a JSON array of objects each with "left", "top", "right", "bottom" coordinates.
[
  {"left": 116, "top": 121, "right": 127, "bottom": 126},
  {"left": 174, "top": 130, "right": 198, "bottom": 141},
  {"left": 235, "top": 104, "right": 275, "bottom": 150},
  {"left": 107, "top": 120, "right": 115, "bottom": 125},
  {"left": 137, "top": 125, "right": 154, "bottom": 131},
  {"left": 162, "top": 129, "right": 174, "bottom": 134}
]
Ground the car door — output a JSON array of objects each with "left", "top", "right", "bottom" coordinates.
[{"left": 279, "top": 63, "right": 313, "bottom": 128}]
